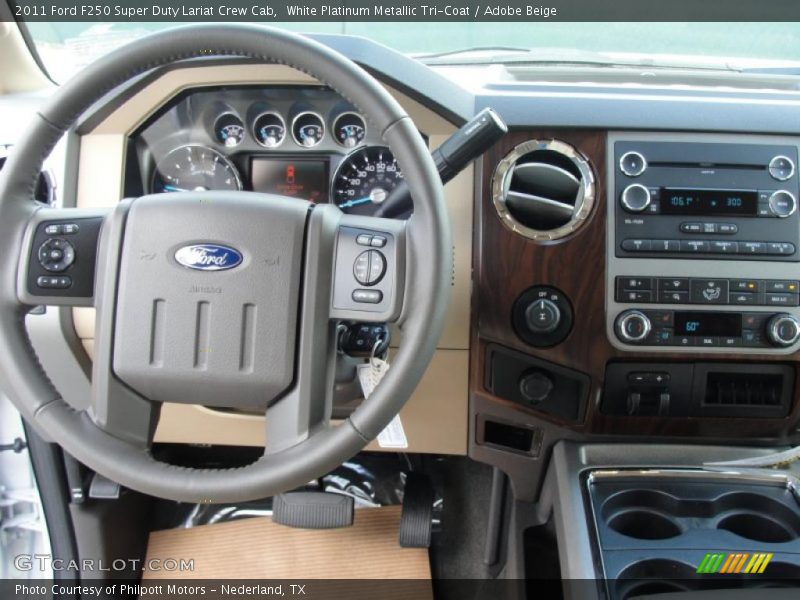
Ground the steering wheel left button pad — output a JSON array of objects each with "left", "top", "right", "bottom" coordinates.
[{"left": 21, "top": 214, "right": 105, "bottom": 305}]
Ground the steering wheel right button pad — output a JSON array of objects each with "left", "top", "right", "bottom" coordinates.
[{"left": 331, "top": 223, "right": 405, "bottom": 321}]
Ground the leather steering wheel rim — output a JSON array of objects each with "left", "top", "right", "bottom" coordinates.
[{"left": 0, "top": 24, "right": 451, "bottom": 502}]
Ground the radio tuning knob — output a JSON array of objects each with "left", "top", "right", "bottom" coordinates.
[
  {"left": 615, "top": 310, "right": 652, "bottom": 344},
  {"left": 620, "top": 184, "right": 651, "bottom": 213},
  {"left": 767, "top": 313, "right": 800, "bottom": 347},
  {"left": 768, "top": 190, "right": 797, "bottom": 218}
]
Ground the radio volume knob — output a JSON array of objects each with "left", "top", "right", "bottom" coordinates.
[
  {"left": 615, "top": 310, "right": 652, "bottom": 344},
  {"left": 767, "top": 313, "right": 800, "bottom": 347},
  {"left": 768, "top": 190, "right": 797, "bottom": 218},
  {"left": 620, "top": 184, "right": 651, "bottom": 213}
]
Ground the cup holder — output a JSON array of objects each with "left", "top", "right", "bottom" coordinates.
[
  {"left": 608, "top": 510, "right": 682, "bottom": 540},
  {"left": 617, "top": 560, "right": 695, "bottom": 600},
  {"left": 715, "top": 493, "right": 800, "bottom": 543}
]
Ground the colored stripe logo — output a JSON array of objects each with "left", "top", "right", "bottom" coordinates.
[{"left": 697, "top": 552, "right": 773, "bottom": 574}]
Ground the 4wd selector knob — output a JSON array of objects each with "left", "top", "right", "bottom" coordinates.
[
  {"left": 767, "top": 313, "right": 800, "bottom": 347},
  {"left": 615, "top": 310, "right": 652, "bottom": 343},
  {"left": 620, "top": 184, "right": 651, "bottom": 213}
]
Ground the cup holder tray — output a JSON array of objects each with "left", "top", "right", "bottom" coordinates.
[{"left": 587, "top": 473, "right": 800, "bottom": 598}]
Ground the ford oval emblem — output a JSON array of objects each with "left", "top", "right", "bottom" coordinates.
[{"left": 174, "top": 244, "right": 243, "bottom": 271}]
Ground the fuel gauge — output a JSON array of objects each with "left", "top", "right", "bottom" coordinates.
[
  {"left": 333, "top": 112, "right": 366, "bottom": 148},
  {"left": 214, "top": 113, "right": 245, "bottom": 147},
  {"left": 292, "top": 112, "right": 325, "bottom": 147}
]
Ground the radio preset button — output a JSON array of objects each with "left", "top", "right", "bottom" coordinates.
[
  {"left": 767, "top": 242, "right": 796, "bottom": 255},
  {"left": 621, "top": 239, "right": 652, "bottom": 252},
  {"left": 768, "top": 190, "right": 797, "bottom": 218},
  {"left": 619, "top": 151, "right": 647, "bottom": 177},
  {"left": 621, "top": 184, "right": 651, "bottom": 212},
  {"left": 739, "top": 242, "right": 767, "bottom": 254},
  {"left": 769, "top": 155, "right": 795, "bottom": 181},
  {"left": 710, "top": 241, "right": 738, "bottom": 254},
  {"left": 650, "top": 240, "right": 680, "bottom": 252},
  {"left": 680, "top": 240, "right": 710, "bottom": 253}
]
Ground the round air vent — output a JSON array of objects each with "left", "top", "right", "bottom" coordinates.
[{"left": 492, "top": 139, "right": 595, "bottom": 241}]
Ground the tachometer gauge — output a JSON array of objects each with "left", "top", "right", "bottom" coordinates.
[
  {"left": 214, "top": 113, "right": 245, "bottom": 147},
  {"left": 151, "top": 145, "right": 242, "bottom": 193},
  {"left": 333, "top": 112, "right": 366, "bottom": 148},
  {"left": 253, "top": 111, "right": 286, "bottom": 148},
  {"left": 292, "top": 112, "right": 325, "bottom": 147},
  {"left": 332, "top": 146, "right": 403, "bottom": 215}
]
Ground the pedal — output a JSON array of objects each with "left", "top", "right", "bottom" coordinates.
[
  {"left": 399, "top": 472, "right": 435, "bottom": 548},
  {"left": 273, "top": 491, "right": 354, "bottom": 529}
]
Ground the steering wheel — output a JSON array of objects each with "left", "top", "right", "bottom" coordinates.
[{"left": 0, "top": 24, "right": 451, "bottom": 503}]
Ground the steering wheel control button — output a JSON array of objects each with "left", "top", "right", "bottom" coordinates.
[
  {"left": 356, "top": 234, "right": 373, "bottom": 246},
  {"left": 370, "top": 235, "right": 387, "bottom": 248},
  {"left": 353, "top": 249, "right": 386, "bottom": 286},
  {"left": 352, "top": 289, "right": 383, "bottom": 304},
  {"left": 37, "top": 238, "right": 75, "bottom": 272},
  {"left": 513, "top": 286, "right": 574, "bottom": 347},
  {"left": 620, "top": 184, "right": 651, "bottom": 212},
  {"left": 36, "top": 275, "right": 72, "bottom": 289},
  {"left": 619, "top": 151, "right": 647, "bottom": 177},
  {"left": 525, "top": 299, "right": 561, "bottom": 334},
  {"left": 769, "top": 155, "right": 795, "bottom": 181},
  {"left": 615, "top": 310, "right": 652, "bottom": 344},
  {"left": 768, "top": 190, "right": 797, "bottom": 218}
]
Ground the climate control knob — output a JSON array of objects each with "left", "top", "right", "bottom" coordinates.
[
  {"left": 767, "top": 313, "right": 800, "bottom": 347},
  {"left": 620, "top": 184, "right": 651, "bottom": 213},
  {"left": 615, "top": 310, "right": 652, "bottom": 344}
]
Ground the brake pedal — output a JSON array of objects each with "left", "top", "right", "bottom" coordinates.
[
  {"left": 399, "top": 472, "right": 435, "bottom": 548},
  {"left": 272, "top": 491, "right": 354, "bottom": 529}
]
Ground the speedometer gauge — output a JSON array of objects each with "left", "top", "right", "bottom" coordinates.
[
  {"left": 332, "top": 146, "right": 403, "bottom": 215},
  {"left": 151, "top": 145, "right": 242, "bottom": 194}
]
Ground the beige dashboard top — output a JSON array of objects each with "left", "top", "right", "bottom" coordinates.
[{"left": 73, "top": 62, "right": 472, "bottom": 454}]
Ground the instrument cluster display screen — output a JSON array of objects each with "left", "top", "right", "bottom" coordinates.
[
  {"left": 661, "top": 188, "right": 758, "bottom": 216},
  {"left": 674, "top": 312, "right": 743, "bottom": 337},
  {"left": 251, "top": 158, "right": 328, "bottom": 202}
]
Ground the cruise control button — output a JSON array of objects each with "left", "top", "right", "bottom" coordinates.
[
  {"left": 352, "top": 289, "right": 383, "bottom": 304},
  {"left": 62, "top": 223, "right": 79, "bottom": 234},
  {"left": 353, "top": 252, "right": 370, "bottom": 283},
  {"left": 370, "top": 236, "right": 387, "bottom": 248},
  {"left": 356, "top": 234, "right": 373, "bottom": 246},
  {"left": 368, "top": 251, "right": 386, "bottom": 284},
  {"left": 44, "top": 224, "right": 62, "bottom": 235},
  {"left": 690, "top": 279, "right": 729, "bottom": 304}
]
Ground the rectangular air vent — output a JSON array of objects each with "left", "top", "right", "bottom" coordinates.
[
  {"left": 694, "top": 364, "right": 794, "bottom": 418},
  {"left": 703, "top": 373, "right": 783, "bottom": 407}
]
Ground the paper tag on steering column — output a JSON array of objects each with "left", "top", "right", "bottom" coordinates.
[{"left": 357, "top": 359, "right": 408, "bottom": 449}]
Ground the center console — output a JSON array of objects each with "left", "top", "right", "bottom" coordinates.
[{"left": 607, "top": 133, "right": 800, "bottom": 354}]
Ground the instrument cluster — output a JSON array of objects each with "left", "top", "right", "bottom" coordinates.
[{"left": 134, "top": 86, "right": 407, "bottom": 216}]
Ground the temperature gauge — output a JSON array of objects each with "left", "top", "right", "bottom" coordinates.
[
  {"left": 253, "top": 112, "right": 286, "bottom": 148},
  {"left": 214, "top": 113, "right": 245, "bottom": 147},
  {"left": 333, "top": 112, "right": 366, "bottom": 148},
  {"left": 292, "top": 112, "right": 325, "bottom": 148}
]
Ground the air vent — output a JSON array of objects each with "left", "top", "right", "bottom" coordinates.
[
  {"left": 0, "top": 147, "right": 55, "bottom": 205},
  {"left": 703, "top": 373, "right": 783, "bottom": 407},
  {"left": 491, "top": 139, "right": 594, "bottom": 241}
]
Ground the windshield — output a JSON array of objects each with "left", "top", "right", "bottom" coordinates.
[{"left": 25, "top": 22, "right": 800, "bottom": 83}]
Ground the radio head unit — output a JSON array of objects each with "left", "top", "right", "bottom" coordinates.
[{"left": 614, "top": 141, "right": 800, "bottom": 262}]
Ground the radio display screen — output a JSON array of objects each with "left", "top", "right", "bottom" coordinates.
[
  {"left": 661, "top": 188, "right": 758, "bottom": 216},
  {"left": 251, "top": 158, "right": 328, "bottom": 202},
  {"left": 674, "top": 312, "right": 742, "bottom": 337}
]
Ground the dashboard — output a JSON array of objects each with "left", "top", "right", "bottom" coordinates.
[
  {"left": 8, "top": 34, "right": 800, "bottom": 504},
  {"left": 131, "top": 86, "right": 407, "bottom": 217}
]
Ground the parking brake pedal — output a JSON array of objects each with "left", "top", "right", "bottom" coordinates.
[
  {"left": 273, "top": 492, "right": 354, "bottom": 529},
  {"left": 399, "top": 473, "right": 435, "bottom": 548}
]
